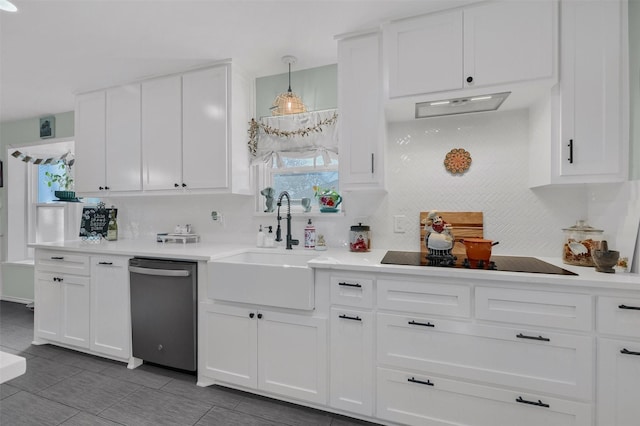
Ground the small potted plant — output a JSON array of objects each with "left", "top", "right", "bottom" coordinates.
[{"left": 45, "top": 159, "right": 75, "bottom": 200}]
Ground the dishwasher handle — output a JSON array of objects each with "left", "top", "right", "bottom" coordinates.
[{"left": 129, "top": 266, "right": 191, "bottom": 277}]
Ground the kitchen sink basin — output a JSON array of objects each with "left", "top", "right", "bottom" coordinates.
[{"left": 208, "top": 250, "right": 318, "bottom": 310}]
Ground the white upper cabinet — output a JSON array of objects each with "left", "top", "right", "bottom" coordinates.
[
  {"left": 182, "top": 66, "right": 228, "bottom": 190},
  {"left": 337, "top": 31, "right": 386, "bottom": 191},
  {"left": 557, "top": 0, "right": 628, "bottom": 182},
  {"left": 529, "top": 0, "right": 629, "bottom": 187},
  {"left": 106, "top": 85, "right": 141, "bottom": 192},
  {"left": 74, "top": 91, "right": 106, "bottom": 194},
  {"left": 75, "top": 86, "right": 142, "bottom": 194},
  {"left": 385, "top": 1, "right": 557, "bottom": 99},
  {"left": 385, "top": 10, "right": 463, "bottom": 98},
  {"left": 76, "top": 61, "right": 252, "bottom": 195},
  {"left": 141, "top": 75, "right": 183, "bottom": 191}
]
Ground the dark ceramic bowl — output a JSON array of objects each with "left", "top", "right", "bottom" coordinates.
[{"left": 593, "top": 250, "right": 620, "bottom": 273}]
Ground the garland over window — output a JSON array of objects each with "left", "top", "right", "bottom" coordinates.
[{"left": 248, "top": 110, "right": 338, "bottom": 157}]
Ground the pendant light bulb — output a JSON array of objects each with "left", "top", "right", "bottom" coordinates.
[{"left": 271, "top": 55, "right": 306, "bottom": 116}]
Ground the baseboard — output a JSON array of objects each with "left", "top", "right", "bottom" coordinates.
[{"left": 0, "top": 295, "right": 34, "bottom": 305}]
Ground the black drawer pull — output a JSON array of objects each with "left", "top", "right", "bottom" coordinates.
[
  {"left": 408, "top": 320, "right": 434, "bottom": 328},
  {"left": 339, "top": 314, "right": 362, "bottom": 321},
  {"left": 53, "top": 277, "right": 63, "bottom": 282},
  {"left": 98, "top": 262, "right": 113, "bottom": 265},
  {"left": 51, "top": 256, "right": 64, "bottom": 260},
  {"left": 618, "top": 304, "right": 640, "bottom": 311},
  {"left": 516, "top": 333, "right": 550, "bottom": 342},
  {"left": 567, "top": 139, "right": 574, "bottom": 164},
  {"left": 408, "top": 377, "right": 434, "bottom": 387},
  {"left": 516, "top": 396, "right": 549, "bottom": 408},
  {"left": 338, "top": 282, "right": 361, "bottom": 288},
  {"left": 621, "top": 348, "right": 640, "bottom": 356}
]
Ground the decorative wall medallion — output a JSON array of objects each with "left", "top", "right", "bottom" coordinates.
[{"left": 444, "top": 148, "right": 472, "bottom": 174}]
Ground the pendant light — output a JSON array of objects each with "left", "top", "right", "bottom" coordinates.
[
  {"left": 271, "top": 55, "right": 306, "bottom": 116},
  {"left": 0, "top": 0, "right": 17, "bottom": 12}
]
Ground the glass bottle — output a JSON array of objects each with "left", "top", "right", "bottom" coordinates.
[{"left": 106, "top": 209, "right": 118, "bottom": 241}]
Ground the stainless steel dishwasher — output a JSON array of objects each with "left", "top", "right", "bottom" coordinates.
[{"left": 129, "top": 257, "right": 197, "bottom": 371}]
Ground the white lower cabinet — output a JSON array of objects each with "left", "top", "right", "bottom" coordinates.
[
  {"left": 34, "top": 271, "right": 91, "bottom": 348},
  {"left": 202, "top": 303, "right": 327, "bottom": 404},
  {"left": 377, "top": 368, "right": 592, "bottom": 426},
  {"left": 597, "top": 338, "right": 640, "bottom": 425},
  {"left": 329, "top": 308, "right": 373, "bottom": 416},
  {"left": 90, "top": 256, "right": 131, "bottom": 360},
  {"left": 377, "top": 312, "right": 593, "bottom": 399}
]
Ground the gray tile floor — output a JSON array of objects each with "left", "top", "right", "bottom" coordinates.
[{"left": 0, "top": 301, "right": 380, "bottom": 426}]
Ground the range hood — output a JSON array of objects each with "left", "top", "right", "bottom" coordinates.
[{"left": 415, "top": 91, "right": 510, "bottom": 119}]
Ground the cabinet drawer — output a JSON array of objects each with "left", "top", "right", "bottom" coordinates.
[
  {"left": 377, "top": 367, "right": 592, "bottom": 426},
  {"left": 597, "top": 296, "right": 640, "bottom": 338},
  {"left": 475, "top": 287, "right": 592, "bottom": 331},
  {"left": 330, "top": 276, "right": 374, "bottom": 308},
  {"left": 36, "top": 250, "right": 90, "bottom": 276},
  {"left": 377, "top": 278, "right": 470, "bottom": 317},
  {"left": 377, "top": 312, "right": 593, "bottom": 399}
]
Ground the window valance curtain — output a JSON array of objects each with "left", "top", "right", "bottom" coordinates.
[{"left": 249, "top": 109, "right": 338, "bottom": 168}]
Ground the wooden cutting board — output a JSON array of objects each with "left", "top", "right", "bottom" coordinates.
[{"left": 420, "top": 211, "right": 484, "bottom": 258}]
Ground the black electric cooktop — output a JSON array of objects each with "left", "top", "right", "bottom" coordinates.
[{"left": 380, "top": 251, "right": 578, "bottom": 276}]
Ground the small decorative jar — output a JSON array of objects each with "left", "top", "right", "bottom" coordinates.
[
  {"left": 562, "top": 220, "right": 604, "bottom": 267},
  {"left": 349, "top": 223, "right": 371, "bottom": 252}
]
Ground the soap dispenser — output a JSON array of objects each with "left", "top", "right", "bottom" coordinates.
[
  {"left": 265, "top": 226, "right": 275, "bottom": 248},
  {"left": 257, "top": 225, "right": 265, "bottom": 247},
  {"left": 304, "top": 219, "right": 316, "bottom": 249}
]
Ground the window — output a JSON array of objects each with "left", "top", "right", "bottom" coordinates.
[{"left": 251, "top": 109, "right": 339, "bottom": 212}]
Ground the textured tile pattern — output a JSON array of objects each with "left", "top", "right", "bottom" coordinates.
[{"left": 0, "top": 301, "right": 381, "bottom": 426}]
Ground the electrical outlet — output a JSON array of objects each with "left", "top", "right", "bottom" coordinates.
[
  {"left": 393, "top": 215, "right": 406, "bottom": 233},
  {"left": 211, "top": 211, "right": 224, "bottom": 225}
]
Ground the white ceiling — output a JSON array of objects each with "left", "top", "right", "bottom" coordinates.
[{"left": 0, "top": 0, "right": 476, "bottom": 123}]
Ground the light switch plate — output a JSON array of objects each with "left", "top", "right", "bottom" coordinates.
[{"left": 393, "top": 215, "right": 406, "bottom": 233}]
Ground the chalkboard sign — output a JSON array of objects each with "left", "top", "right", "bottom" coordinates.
[{"left": 79, "top": 207, "right": 117, "bottom": 238}]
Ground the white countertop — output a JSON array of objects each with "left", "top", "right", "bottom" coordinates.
[
  {"left": 0, "top": 351, "right": 26, "bottom": 384},
  {"left": 29, "top": 240, "right": 639, "bottom": 291}
]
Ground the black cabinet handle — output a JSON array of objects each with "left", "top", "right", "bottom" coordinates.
[
  {"left": 249, "top": 313, "right": 255, "bottom": 319},
  {"left": 257, "top": 313, "right": 263, "bottom": 319},
  {"left": 53, "top": 277, "right": 63, "bottom": 282},
  {"left": 466, "top": 76, "right": 473, "bottom": 83},
  {"left": 51, "top": 256, "right": 64, "bottom": 260},
  {"left": 182, "top": 183, "right": 187, "bottom": 188},
  {"left": 621, "top": 348, "right": 640, "bottom": 356},
  {"left": 516, "top": 397, "right": 549, "bottom": 408},
  {"left": 371, "top": 153, "right": 375, "bottom": 174},
  {"left": 339, "top": 314, "right": 362, "bottom": 321},
  {"left": 174, "top": 183, "right": 180, "bottom": 188},
  {"left": 516, "top": 333, "right": 550, "bottom": 342},
  {"left": 408, "top": 377, "right": 434, "bottom": 386},
  {"left": 98, "top": 262, "right": 113, "bottom": 265},
  {"left": 568, "top": 139, "right": 574, "bottom": 164},
  {"left": 338, "top": 282, "right": 362, "bottom": 288},
  {"left": 408, "top": 320, "right": 434, "bottom": 328},
  {"left": 104, "top": 186, "right": 110, "bottom": 190},
  {"left": 618, "top": 304, "right": 640, "bottom": 311}
]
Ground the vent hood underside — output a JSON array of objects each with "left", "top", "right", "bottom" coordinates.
[{"left": 415, "top": 91, "right": 510, "bottom": 119}]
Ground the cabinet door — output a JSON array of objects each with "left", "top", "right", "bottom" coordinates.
[
  {"left": 90, "top": 256, "right": 131, "bottom": 359},
  {"left": 74, "top": 91, "right": 106, "bottom": 193},
  {"left": 258, "top": 311, "right": 327, "bottom": 404},
  {"left": 142, "top": 75, "right": 183, "bottom": 190},
  {"left": 34, "top": 272, "right": 61, "bottom": 341},
  {"left": 338, "top": 32, "right": 385, "bottom": 190},
  {"left": 597, "top": 338, "right": 640, "bottom": 426},
  {"left": 463, "top": 1, "right": 555, "bottom": 88},
  {"left": 385, "top": 10, "right": 463, "bottom": 97},
  {"left": 558, "top": 0, "right": 626, "bottom": 180},
  {"left": 106, "top": 85, "right": 142, "bottom": 192},
  {"left": 201, "top": 303, "right": 257, "bottom": 389},
  {"left": 59, "top": 274, "right": 91, "bottom": 348},
  {"left": 330, "top": 308, "right": 373, "bottom": 415},
  {"left": 182, "top": 66, "right": 228, "bottom": 190}
]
